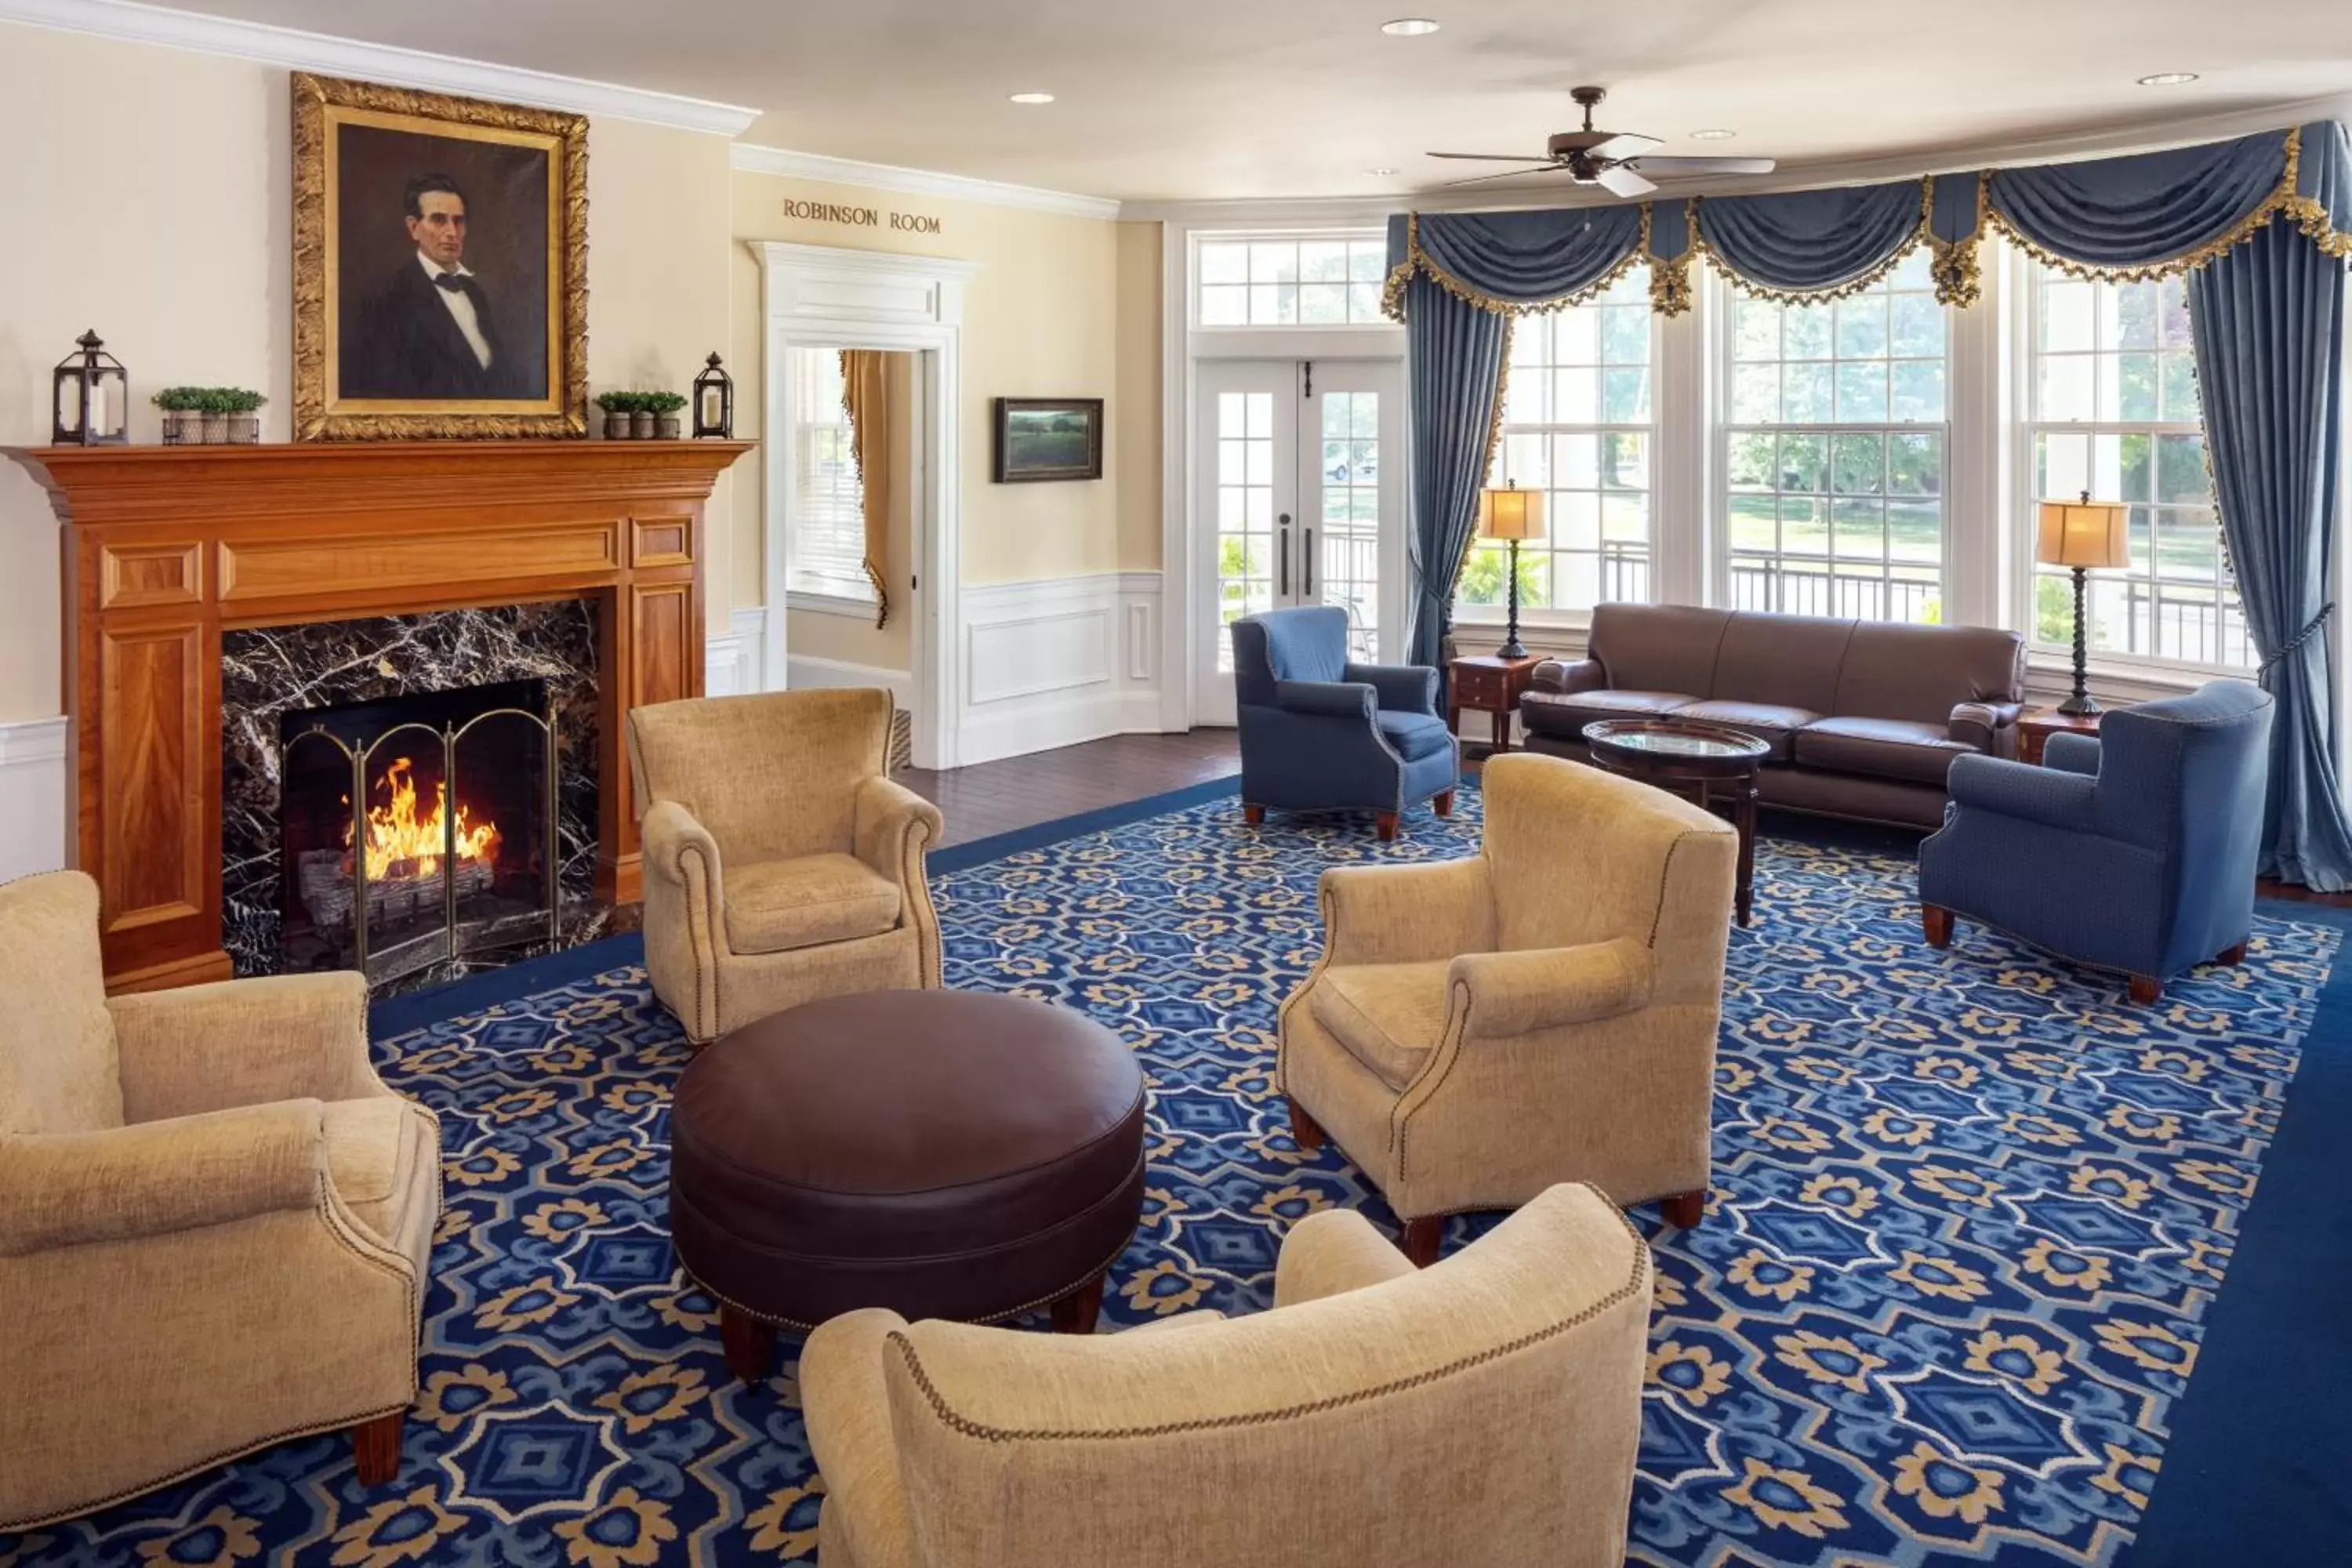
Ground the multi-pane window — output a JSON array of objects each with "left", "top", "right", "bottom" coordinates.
[
  {"left": 1319, "top": 390, "right": 1381, "bottom": 659},
  {"left": 1460, "top": 266, "right": 1653, "bottom": 617},
  {"left": 1724, "top": 249, "right": 1948, "bottom": 622},
  {"left": 788, "top": 350, "right": 870, "bottom": 598},
  {"left": 2027, "top": 269, "right": 2250, "bottom": 667},
  {"left": 1198, "top": 237, "right": 1388, "bottom": 326}
]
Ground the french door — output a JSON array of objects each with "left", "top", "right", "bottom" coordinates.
[{"left": 1194, "top": 358, "right": 1405, "bottom": 724}]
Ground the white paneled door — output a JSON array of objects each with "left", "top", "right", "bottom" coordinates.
[{"left": 1194, "top": 358, "right": 1404, "bottom": 724}]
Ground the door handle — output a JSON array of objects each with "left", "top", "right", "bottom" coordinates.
[
  {"left": 1303, "top": 526, "right": 1314, "bottom": 597},
  {"left": 1278, "top": 514, "right": 1292, "bottom": 597}
]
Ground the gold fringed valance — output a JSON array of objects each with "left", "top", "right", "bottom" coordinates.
[{"left": 1381, "top": 208, "right": 1657, "bottom": 323}]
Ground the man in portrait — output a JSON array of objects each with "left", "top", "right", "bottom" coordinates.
[{"left": 342, "top": 174, "right": 528, "bottom": 400}]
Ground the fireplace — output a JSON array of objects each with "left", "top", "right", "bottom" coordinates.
[{"left": 278, "top": 677, "right": 561, "bottom": 986}]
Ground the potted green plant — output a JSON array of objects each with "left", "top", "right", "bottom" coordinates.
[
  {"left": 215, "top": 387, "right": 267, "bottom": 445},
  {"left": 151, "top": 387, "right": 205, "bottom": 445},
  {"left": 594, "top": 390, "right": 639, "bottom": 441},
  {"left": 645, "top": 391, "right": 689, "bottom": 441},
  {"left": 628, "top": 393, "right": 659, "bottom": 441}
]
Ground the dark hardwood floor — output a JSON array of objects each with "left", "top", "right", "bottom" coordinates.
[{"left": 898, "top": 729, "right": 1240, "bottom": 848}]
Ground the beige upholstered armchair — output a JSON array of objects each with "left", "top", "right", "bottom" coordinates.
[
  {"left": 626, "top": 688, "right": 943, "bottom": 1044},
  {"left": 1279, "top": 753, "right": 1737, "bottom": 1263},
  {"left": 800, "top": 1182, "right": 1651, "bottom": 1568},
  {"left": 0, "top": 871, "right": 439, "bottom": 1530}
]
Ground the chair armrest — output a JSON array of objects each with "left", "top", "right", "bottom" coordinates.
[
  {"left": 1320, "top": 857, "right": 1495, "bottom": 966},
  {"left": 1344, "top": 661, "right": 1439, "bottom": 714},
  {"left": 1529, "top": 658, "right": 1606, "bottom": 695},
  {"left": 641, "top": 799, "right": 728, "bottom": 949},
  {"left": 853, "top": 774, "right": 944, "bottom": 884},
  {"left": 1946, "top": 753, "right": 2099, "bottom": 833},
  {"left": 801, "top": 1308, "right": 919, "bottom": 1568},
  {"left": 1272, "top": 1207, "right": 1417, "bottom": 1308},
  {"left": 110, "top": 971, "right": 376, "bottom": 1123},
  {"left": 1950, "top": 700, "right": 2024, "bottom": 756},
  {"left": 1275, "top": 679, "right": 1375, "bottom": 720},
  {"left": 2043, "top": 733, "right": 2102, "bottom": 775},
  {"left": 0, "top": 1100, "right": 326, "bottom": 1255},
  {"left": 1448, "top": 938, "right": 1654, "bottom": 1037}
]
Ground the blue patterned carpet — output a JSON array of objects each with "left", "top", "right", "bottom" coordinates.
[{"left": 7, "top": 786, "right": 2340, "bottom": 1567}]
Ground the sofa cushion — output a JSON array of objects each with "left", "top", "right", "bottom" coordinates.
[
  {"left": 1832, "top": 621, "right": 2024, "bottom": 725},
  {"left": 1376, "top": 710, "right": 1454, "bottom": 762},
  {"left": 323, "top": 1097, "right": 431, "bottom": 1245},
  {"left": 1794, "top": 717, "right": 1975, "bottom": 786},
  {"left": 725, "top": 853, "right": 902, "bottom": 956},
  {"left": 1587, "top": 603, "right": 1733, "bottom": 696},
  {"left": 1519, "top": 688, "right": 1694, "bottom": 740},
  {"left": 1311, "top": 960, "right": 1451, "bottom": 1091},
  {"left": 1670, "top": 701, "right": 1820, "bottom": 763},
  {"left": 1709, "top": 614, "right": 1854, "bottom": 715}
]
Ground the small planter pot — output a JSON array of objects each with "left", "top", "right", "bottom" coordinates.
[
  {"left": 160, "top": 410, "right": 197, "bottom": 445},
  {"left": 604, "top": 412, "right": 631, "bottom": 440},
  {"left": 199, "top": 412, "right": 230, "bottom": 445},
  {"left": 655, "top": 415, "right": 681, "bottom": 440},
  {"left": 225, "top": 414, "right": 261, "bottom": 445},
  {"left": 630, "top": 411, "right": 657, "bottom": 439}
]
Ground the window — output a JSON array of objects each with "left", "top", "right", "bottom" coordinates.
[
  {"left": 788, "top": 349, "right": 872, "bottom": 600},
  {"left": 1459, "top": 265, "right": 1653, "bottom": 618},
  {"left": 1197, "top": 237, "right": 1388, "bottom": 326},
  {"left": 1724, "top": 250, "right": 1948, "bottom": 622},
  {"left": 2025, "top": 269, "right": 2250, "bottom": 667}
]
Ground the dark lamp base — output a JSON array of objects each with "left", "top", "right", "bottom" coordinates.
[
  {"left": 2056, "top": 691, "right": 2102, "bottom": 717},
  {"left": 1496, "top": 637, "right": 1528, "bottom": 660}
]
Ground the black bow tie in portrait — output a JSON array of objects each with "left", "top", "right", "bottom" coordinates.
[{"left": 434, "top": 273, "right": 469, "bottom": 293}]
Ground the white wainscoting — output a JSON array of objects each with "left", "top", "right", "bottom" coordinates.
[
  {"left": 959, "top": 572, "right": 1171, "bottom": 767},
  {"left": 0, "top": 716, "right": 69, "bottom": 884},
  {"left": 704, "top": 607, "right": 771, "bottom": 697}
]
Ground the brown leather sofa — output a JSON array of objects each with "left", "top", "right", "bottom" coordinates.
[{"left": 1519, "top": 604, "right": 2027, "bottom": 829}]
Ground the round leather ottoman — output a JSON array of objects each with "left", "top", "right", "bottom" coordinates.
[{"left": 668, "top": 989, "right": 1148, "bottom": 1381}]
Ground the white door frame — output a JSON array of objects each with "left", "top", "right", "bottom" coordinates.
[{"left": 750, "top": 241, "right": 981, "bottom": 771}]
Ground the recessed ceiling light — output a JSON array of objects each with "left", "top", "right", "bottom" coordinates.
[
  {"left": 1689, "top": 129, "right": 1737, "bottom": 140},
  {"left": 1367, "top": 166, "right": 1399, "bottom": 176},
  {"left": 1008, "top": 91, "right": 1056, "bottom": 104},
  {"left": 2136, "top": 71, "right": 2199, "bottom": 85},
  {"left": 1381, "top": 17, "right": 1441, "bottom": 36}
]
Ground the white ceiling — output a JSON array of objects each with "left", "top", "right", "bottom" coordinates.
[{"left": 128, "top": 0, "right": 2352, "bottom": 201}]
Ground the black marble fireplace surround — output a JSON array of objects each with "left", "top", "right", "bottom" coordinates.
[{"left": 221, "top": 601, "right": 604, "bottom": 988}]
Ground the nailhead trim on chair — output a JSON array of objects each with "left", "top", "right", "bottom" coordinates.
[{"left": 880, "top": 1185, "right": 1649, "bottom": 1444}]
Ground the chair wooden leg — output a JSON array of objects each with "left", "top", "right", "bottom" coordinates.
[
  {"left": 1375, "top": 811, "right": 1399, "bottom": 842},
  {"left": 350, "top": 1410, "right": 405, "bottom": 1486},
  {"left": 1661, "top": 1190, "right": 1706, "bottom": 1229},
  {"left": 2127, "top": 975, "right": 2163, "bottom": 1005},
  {"left": 720, "top": 1303, "right": 777, "bottom": 1385},
  {"left": 1242, "top": 802, "right": 1265, "bottom": 826},
  {"left": 1432, "top": 789, "right": 1455, "bottom": 818},
  {"left": 1922, "top": 905, "right": 1954, "bottom": 947},
  {"left": 2216, "top": 941, "right": 2248, "bottom": 966},
  {"left": 1399, "top": 1216, "right": 1445, "bottom": 1268},
  {"left": 1051, "top": 1272, "right": 1107, "bottom": 1334},
  {"left": 1286, "top": 1094, "right": 1325, "bottom": 1153}
]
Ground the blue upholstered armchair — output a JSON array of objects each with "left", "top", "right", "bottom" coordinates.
[
  {"left": 1918, "top": 680, "right": 2274, "bottom": 1002},
  {"left": 1230, "top": 607, "right": 1458, "bottom": 840}
]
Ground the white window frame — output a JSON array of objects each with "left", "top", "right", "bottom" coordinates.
[
  {"left": 1191, "top": 230, "right": 1393, "bottom": 331},
  {"left": 1711, "top": 260, "right": 1955, "bottom": 625},
  {"left": 784, "top": 347, "right": 880, "bottom": 612},
  {"left": 2009, "top": 251, "right": 2254, "bottom": 677}
]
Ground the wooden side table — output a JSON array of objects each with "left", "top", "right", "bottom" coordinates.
[
  {"left": 2016, "top": 707, "right": 2102, "bottom": 766},
  {"left": 1449, "top": 654, "right": 1545, "bottom": 753}
]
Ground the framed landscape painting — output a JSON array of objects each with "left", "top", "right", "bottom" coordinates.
[
  {"left": 292, "top": 72, "right": 588, "bottom": 439},
  {"left": 993, "top": 397, "right": 1104, "bottom": 482}
]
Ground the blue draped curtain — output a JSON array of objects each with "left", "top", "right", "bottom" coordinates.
[
  {"left": 2189, "top": 220, "right": 2352, "bottom": 889},
  {"left": 1400, "top": 272, "right": 1508, "bottom": 686}
]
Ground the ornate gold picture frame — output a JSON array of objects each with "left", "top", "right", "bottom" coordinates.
[{"left": 292, "top": 73, "right": 587, "bottom": 440}]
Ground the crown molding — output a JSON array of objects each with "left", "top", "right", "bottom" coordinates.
[
  {"left": 730, "top": 143, "right": 1122, "bottom": 221},
  {"left": 0, "top": 0, "right": 760, "bottom": 135}
]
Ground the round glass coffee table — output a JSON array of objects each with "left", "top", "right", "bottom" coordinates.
[{"left": 1581, "top": 718, "right": 1772, "bottom": 926}]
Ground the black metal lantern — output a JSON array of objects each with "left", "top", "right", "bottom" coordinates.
[
  {"left": 691, "top": 352, "right": 733, "bottom": 438},
  {"left": 53, "top": 330, "right": 129, "bottom": 446}
]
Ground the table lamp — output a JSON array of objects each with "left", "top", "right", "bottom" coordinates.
[
  {"left": 2036, "top": 490, "right": 2131, "bottom": 717},
  {"left": 1476, "top": 483, "right": 1545, "bottom": 659}
]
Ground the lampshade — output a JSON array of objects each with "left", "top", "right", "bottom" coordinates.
[
  {"left": 2037, "top": 496, "right": 2130, "bottom": 570},
  {"left": 1477, "top": 485, "right": 1545, "bottom": 542}
]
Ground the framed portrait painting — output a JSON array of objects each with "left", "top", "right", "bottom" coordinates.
[
  {"left": 292, "top": 72, "right": 588, "bottom": 439},
  {"left": 993, "top": 397, "right": 1105, "bottom": 482}
]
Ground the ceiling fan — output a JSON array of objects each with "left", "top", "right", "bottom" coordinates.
[{"left": 1428, "top": 85, "right": 1774, "bottom": 197}]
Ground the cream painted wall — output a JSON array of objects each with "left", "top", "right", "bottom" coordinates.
[
  {"left": 729, "top": 174, "right": 1164, "bottom": 627},
  {"left": 0, "top": 21, "right": 735, "bottom": 725}
]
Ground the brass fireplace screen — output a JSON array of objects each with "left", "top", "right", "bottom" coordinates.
[{"left": 281, "top": 683, "right": 560, "bottom": 986}]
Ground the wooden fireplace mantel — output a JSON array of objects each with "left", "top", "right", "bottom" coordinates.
[{"left": 5, "top": 438, "right": 753, "bottom": 993}]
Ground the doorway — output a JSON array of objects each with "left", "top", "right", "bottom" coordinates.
[{"left": 1192, "top": 358, "right": 1405, "bottom": 725}]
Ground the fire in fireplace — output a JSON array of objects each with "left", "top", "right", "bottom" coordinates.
[{"left": 278, "top": 677, "right": 559, "bottom": 985}]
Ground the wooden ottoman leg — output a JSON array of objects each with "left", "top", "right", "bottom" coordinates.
[
  {"left": 1399, "top": 1217, "right": 1445, "bottom": 1268},
  {"left": 1051, "top": 1272, "right": 1106, "bottom": 1334},
  {"left": 720, "top": 1303, "right": 777, "bottom": 1385},
  {"left": 350, "top": 1410, "right": 405, "bottom": 1486},
  {"left": 1922, "top": 905, "right": 1955, "bottom": 947},
  {"left": 1375, "top": 810, "right": 1400, "bottom": 842},
  {"left": 1286, "top": 1093, "right": 1325, "bottom": 1153}
]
